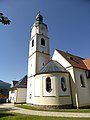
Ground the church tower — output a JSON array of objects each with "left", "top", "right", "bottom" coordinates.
[
  {"left": 27, "top": 13, "right": 71, "bottom": 107},
  {"left": 28, "top": 12, "right": 50, "bottom": 77}
]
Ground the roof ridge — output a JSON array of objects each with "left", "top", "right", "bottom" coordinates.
[
  {"left": 56, "top": 49, "right": 85, "bottom": 60},
  {"left": 56, "top": 49, "right": 88, "bottom": 70}
]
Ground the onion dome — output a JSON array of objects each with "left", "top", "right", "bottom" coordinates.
[
  {"left": 35, "top": 11, "right": 47, "bottom": 28},
  {"left": 36, "top": 12, "right": 43, "bottom": 23}
]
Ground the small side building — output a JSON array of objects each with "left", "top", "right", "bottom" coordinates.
[{"left": 9, "top": 75, "right": 27, "bottom": 103}]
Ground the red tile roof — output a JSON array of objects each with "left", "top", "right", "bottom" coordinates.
[
  {"left": 83, "top": 58, "right": 90, "bottom": 70},
  {"left": 56, "top": 49, "right": 90, "bottom": 70}
]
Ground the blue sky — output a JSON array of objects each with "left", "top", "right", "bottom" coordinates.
[{"left": 0, "top": 0, "right": 90, "bottom": 83}]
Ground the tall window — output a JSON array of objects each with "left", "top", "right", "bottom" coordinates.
[
  {"left": 32, "top": 40, "right": 34, "bottom": 47},
  {"left": 86, "top": 70, "right": 90, "bottom": 78},
  {"left": 46, "top": 77, "right": 52, "bottom": 92},
  {"left": 61, "top": 77, "right": 67, "bottom": 92},
  {"left": 41, "top": 38, "right": 45, "bottom": 46},
  {"left": 80, "top": 75, "right": 85, "bottom": 87}
]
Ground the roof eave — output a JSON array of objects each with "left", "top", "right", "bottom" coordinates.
[{"left": 35, "top": 71, "right": 69, "bottom": 76}]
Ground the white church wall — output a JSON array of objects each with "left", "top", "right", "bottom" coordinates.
[
  {"left": 31, "top": 23, "right": 48, "bottom": 38},
  {"left": 36, "top": 34, "right": 50, "bottom": 54},
  {"left": 88, "top": 79, "right": 90, "bottom": 96},
  {"left": 28, "top": 54, "right": 36, "bottom": 77},
  {"left": 31, "top": 25, "right": 36, "bottom": 38},
  {"left": 39, "top": 24, "right": 48, "bottom": 36},
  {"left": 27, "top": 73, "right": 72, "bottom": 106},
  {"left": 34, "top": 77, "right": 41, "bottom": 96},
  {"left": 74, "top": 68, "right": 90, "bottom": 106},
  {"left": 36, "top": 53, "right": 50, "bottom": 73},
  {"left": 52, "top": 50, "right": 71, "bottom": 68},
  {"left": 29, "top": 35, "right": 37, "bottom": 56},
  {"left": 26, "top": 77, "right": 34, "bottom": 104},
  {"left": 66, "top": 67, "right": 79, "bottom": 107}
]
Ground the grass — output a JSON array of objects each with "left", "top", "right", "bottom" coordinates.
[
  {"left": 16, "top": 104, "right": 90, "bottom": 113},
  {"left": 0, "top": 112, "right": 90, "bottom": 120}
]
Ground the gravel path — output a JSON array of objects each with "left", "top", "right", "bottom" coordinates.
[{"left": 0, "top": 103, "right": 90, "bottom": 118}]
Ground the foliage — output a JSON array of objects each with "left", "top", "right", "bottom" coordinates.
[{"left": 0, "top": 13, "right": 11, "bottom": 25}]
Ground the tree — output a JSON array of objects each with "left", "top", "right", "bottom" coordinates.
[{"left": 0, "top": 13, "right": 11, "bottom": 25}]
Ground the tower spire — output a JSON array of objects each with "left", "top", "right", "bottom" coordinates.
[
  {"left": 35, "top": 11, "right": 43, "bottom": 27},
  {"left": 38, "top": 10, "right": 40, "bottom": 15}
]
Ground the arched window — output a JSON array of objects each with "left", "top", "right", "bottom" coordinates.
[
  {"left": 46, "top": 77, "right": 52, "bottom": 92},
  {"left": 61, "top": 77, "right": 67, "bottom": 92},
  {"left": 41, "top": 38, "right": 45, "bottom": 46},
  {"left": 80, "top": 75, "right": 85, "bottom": 87},
  {"left": 32, "top": 40, "right": 34, "bottom": 47}
]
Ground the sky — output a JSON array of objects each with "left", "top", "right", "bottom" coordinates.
[{"left": 0, "top": 0, "right": 90, "bottom": 83}]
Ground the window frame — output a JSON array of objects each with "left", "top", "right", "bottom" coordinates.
[
  {"left": 32, "top": 39, "right": 34, "bottom": 47},
  {"left": 86, "top": 70, "right": 90, "bottom": 78},
  {"left": 41, "top": 38, "right": 45, "bottom": 46},
  {"left": 61, "top": 77, "right": 67, "bottom": 92},
  {"left": 80, "top": 74, "right": 85, "bottom": 87},
  {"left": 46, "top": 77, "right": 52, "bottom": 92}
]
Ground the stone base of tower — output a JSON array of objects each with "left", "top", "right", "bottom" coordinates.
[{"left": 27, "top": 103, "right": 73, "bottom": 109}]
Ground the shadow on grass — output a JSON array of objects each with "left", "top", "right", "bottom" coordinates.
[
  {"left": 0, "top": 112, "right": 15, "bottom": 118},
  {"left": 0, "top": 108, "right": 18, "bottom": 112}
]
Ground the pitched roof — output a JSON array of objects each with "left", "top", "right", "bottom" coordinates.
[
  {"left": 12, "top": 81, "right": 18, "bottom": 86},
  {"left": 11, "top": 75, "right": 27, "bottom": 89},
  {"left": 38, "top": 60, "right": 68, "bottom": 74},
  {"left": 56, "top": 49, "right": 90, "bottom": 70},
  {"left": 83, "top": 58, "right": 90, "bottom": 70}
]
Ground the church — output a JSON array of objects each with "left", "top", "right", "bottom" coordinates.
[{"left": 26, "top": 13, "right": 90, "bottom": 108}]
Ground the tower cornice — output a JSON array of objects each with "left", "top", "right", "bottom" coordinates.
[{"left": 28, "top": 50, "right": 50, "bottom": 58}]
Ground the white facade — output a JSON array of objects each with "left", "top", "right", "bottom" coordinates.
[
  {"left": 9, "top": 88, "right": 27, "bottom": 103},
  {"left": 9, "top": 89, "right": 17, "bottom": 103},
  {"left": 27, "top": 13, "right": 90, "bottom": 108},
  {"left": 28, "top": 14, "right": 50, "bottom": 77},
  {"left": 52, "top": 49, "right": 90, "bottom": 108},
  {"left": 27, "top": 13, "right": 72, "bottom": 107},
  {"left": 27, "top": 73, "right": 71, "bottom": 106}
]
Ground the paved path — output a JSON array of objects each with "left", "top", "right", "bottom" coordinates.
[{"left": 0, "top": 103, "right": 90, "bottom": 118}]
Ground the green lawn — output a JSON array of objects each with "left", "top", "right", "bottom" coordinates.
[
  {"left": 16, "top": 104, "right": 90, "bottom": 113},
  {"left": 0, "top": 112, "right": 90, "bottom": 120}
]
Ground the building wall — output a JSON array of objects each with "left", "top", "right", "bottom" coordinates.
[
  {"left": 36, "top": 52, "right": 50, "bottom": 74},
  {"left": 52, "top": 50, "right": 71, "bottom": 68},
  {"left": 31, "top": 23, "right": 48, "bottom": 38},
  {"left": 27, "top": 76, "right": 34, "bottom": 103},
  {"left": 52, "top": 50, "right": 90, "bottom": 108},
  {"left": 27, "top": 73, "right": 72, "bottom": 106},
  {"left": 16, "top": 88, "right": 27, "bottom": 103},
  {"left": 66, "top": 67, "right": 79, "bottom": 108},
  {"left": 28, "top": 33, "right": 50, "bottom": 76},
  {"left": 88, "top": 79, "right": 90, "bottom": 97},
  {"left": 74, "top": 68, "right": 90, "bottom": 107},
  {"left": 28, "top": 53, "right": 36, "bottom": 76},
  {"left": 9, "top": 89, "right": 17, "bottom": 103}
]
